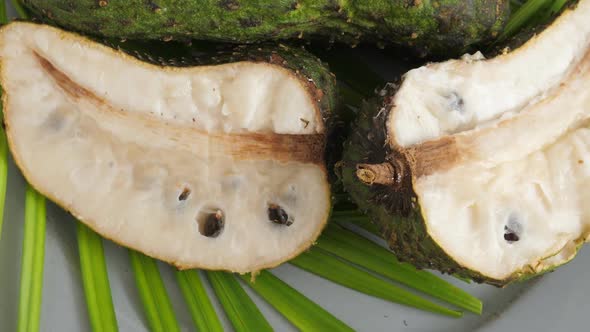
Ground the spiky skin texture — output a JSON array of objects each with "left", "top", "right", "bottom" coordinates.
[
  {"left": 339, "top": 85, "right": 567, "bottom": 287},
  {"left": 24, "top": 0, "right": 509, "bottom": 56}
]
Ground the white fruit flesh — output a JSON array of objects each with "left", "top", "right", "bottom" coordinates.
[
  {"left": 389, "top": 0, "right": 590, "bottom": 147},
  {"left": 389, "top": 0, "right": 590, "bottom": 280},
  {"left": 0, "top": 23, "right": 330, "bottom": 272}
]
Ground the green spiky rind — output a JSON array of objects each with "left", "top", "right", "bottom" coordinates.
[
  {"left": 24, "top": 0, "right": 510, "bottom": 56},
  {"left": 339, "top": 85, "right": 574, "bottom": 287}
]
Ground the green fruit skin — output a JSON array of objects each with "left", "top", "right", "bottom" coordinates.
[
  {"left": 339, "top": 85, "right": 572, "bottom": 287},
  {"left": 24, "top": 0, "right": 509, "bottom": 56}
]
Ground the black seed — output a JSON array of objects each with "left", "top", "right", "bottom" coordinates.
[
  {"left": 504, "top": 232, "right": 520, "bottom": 242},
  {"left": 199, "top": 210, "right": 224, "bottom": 237},
  {"left": 504, "top": 213, "right": 523, "bottom": 243},
  {"left": 178, "top": 187, "right": 191, "bottom": 201},
  {"left": 268, "top": 204, "right": 293, "bottom": 226}
]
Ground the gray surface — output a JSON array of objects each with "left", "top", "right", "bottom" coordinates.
[{"left": 1, "top": 1, "right": 589, "bottom": 331}]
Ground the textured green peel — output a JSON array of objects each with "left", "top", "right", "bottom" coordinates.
[
  {"left": 175, "top": 270, "right": 224, "bottom": 332},
  {"left": 129, "top": 251, "right": 180, "bottom": 332},
  {"left": 23, "top": 0, "right": 510, "bottom": 56},
  {"left": 206, "top": 271, "right": 272, "bottom": 332},
  {"left": 290, "top": 249, "right": 462, "bottom": 317},
  {"left": 240, "top": 270, "right": 353, "bottom": 331},
  {"left": 17, "top": 187, "right": 46, "bottom": 332},
  {"left": 77, "top": 223, "right": 118, "bottom": 332}
]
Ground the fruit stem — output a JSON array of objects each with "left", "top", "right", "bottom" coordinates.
[{"left": 356, "top": 162, "right": 397, "bottom": 186}]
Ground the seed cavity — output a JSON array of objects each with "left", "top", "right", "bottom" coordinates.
[
  {"left": 504, "top": 213, "right": 522, "bottom": 243},
  {"left": 268, "top": 204, "right": 293, "bottom": 226},
  {"left": 197, "top": 208, "right": 224, "bottom": 238},
  {"left": 44, "top": 112, "right": 66, "bottom": 131},
  {"left": 447, "top": 92, "right": 465, "bottom": 113},
  {"left": 178, "top": 187, "right": 191, "bottom": 201}
]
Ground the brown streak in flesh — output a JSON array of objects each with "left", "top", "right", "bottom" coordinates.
[
  {"left": 408, "top": 136, "right": 460, "bottom": 178},
  {"left": 34, "top": 51, "right": 104, "bottom": 104},
  {"left": 33, "top": 50, "right": 324, "bottom": 164},
  {"left": 404, "top": 44, "right": 590, "bottom": 179}
]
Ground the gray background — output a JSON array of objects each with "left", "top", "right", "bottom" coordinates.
[{"left": 1, "top": 1, "right": 588, "bottom": 331}]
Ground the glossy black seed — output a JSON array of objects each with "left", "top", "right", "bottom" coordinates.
[
  {"left": 200, "top": 210, "right": 224, "bottom": 237},
  {"left": 504, "top": 232, "right": 520, "bottom": 242},
  {"left": 268, "top": 204, "right": 293, "bottom": 226}
]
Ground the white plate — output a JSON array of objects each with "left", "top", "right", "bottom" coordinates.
[{"left": 1, "top": 2, "right": 589, "bottom": 331}]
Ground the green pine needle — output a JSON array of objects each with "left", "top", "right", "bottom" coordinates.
[
  {"left": 320, "top": 224, "right": 482, "bottom": 314},
  {"left": 240, "top": 270, "right": 354, "bottom": 331},
  {"left": 17, "top": 187, "right": 46, "bottom": 332},
  {"left": 77, "top": 223, "right": 118, "bottom": 332},
  {"left": 206, "top": 271, "right": 272, "bottom": 332},
  {"left": 290, "top": 249, "right": 462, "bottom": 318},
  {"left": 175, "top": 270, "right": 224, "bottom": 332},
  {"left": 129, "top": 251, "right": 180, "bottom": 332}
]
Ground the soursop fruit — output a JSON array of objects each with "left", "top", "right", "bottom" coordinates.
[
  {"left": 0, "top": 22, "right": 336, "bottom": 273},
  {"left": 342, "top": 0, "right": 590, "bottom": 286},
  {"left": 22, "top": 0, "right": 510, "bottom": 57}
]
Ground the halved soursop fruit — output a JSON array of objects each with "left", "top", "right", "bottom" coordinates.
[
  {"left": 342, "top": 0, "right": 590, "bottom": 286},
  {"left": 0, "top": 22, "right": 336, "bottom": 273}
]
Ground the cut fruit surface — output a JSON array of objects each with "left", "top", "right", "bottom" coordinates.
[
  {"left": 0, "top": 22, "right": 335, "bottom": 272},
  {"left": 342, "top": 0, "right": 590, "bottom": 285}
]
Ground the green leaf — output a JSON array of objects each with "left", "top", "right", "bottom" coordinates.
[
  {"left": 240, "top": 270, "right": 353, "bottom": 331},
  {"left": 175, "top": 270, "right": 223, "bottom": 332},
  {"left": 206, "top": 271, "right": 272, "bottom": 332},
  {"left": 129, "top": 251, "right": 180, "bottom": 332},
  {"left": 536, "top": 0, "right": 570, "bottom": 23},
  {"left": 0, "top": 101, "right": 7, "bottom": 239},
  {"left": 10, "top": 0, "right": 28, "bottom": 19},
  {"left": 290, "top": 249, "right": 462, "bottom": 318},
  {"left": 319, "top": 224, "right": 482, "bottom": 314},
  {"left": 331, "top": 209, "right": 382, "bottom": 236},
  {"left": 17, "top": 187, "right": 46, "bottom": 332},
  {"left": 498, "top": 0, "right": 553, "bottom": 41},
  {"left": 0, "top": 0, "right": 9, "bottom": 242},
  {"left": 77, "top": 223, "right": 118, "bottom": 332},
  {"left": 0, "top": 0, "right": 6, "bottom": 25}
]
